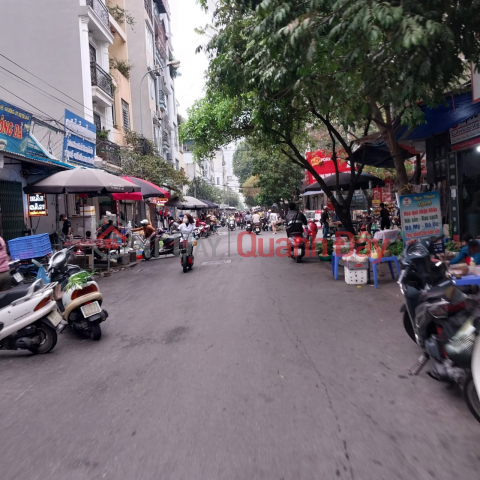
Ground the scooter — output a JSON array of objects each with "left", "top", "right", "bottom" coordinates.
[
  {"left": 261, "top": 218, "right": 269, "bottom": 231},
  {"left": 46, "top": 247, "right": 108, "bottom": 341},
  {"left": 254, "top": 222, "right": 261, "bottom": 235},
  {"left": 0, "top": 279, "right": 63, "bottom": 354},
  {"left": 399, "top": 236, "right": 480, "bottom": 421},
  {"left": 228, "top": 218, "right": 236, "bottom": 231},
  {"left": 180, "top": 233, "right": 196, "bottom": 273},
  {"left": 289, "top": 232, "right": 306, "bottom": 263},
  {"left": 306, "top": 220, "right": 318, "bottom": 246},
  {"left": 246, "top": 221, "right": 253, "bottom": 233}
]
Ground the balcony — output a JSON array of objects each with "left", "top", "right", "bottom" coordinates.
[
  {"left": 87, "top": 0, "right": 110, "bottom": 29},
  {"left": 96, "top": 139, "right": 121, "bottom": 168},
  {"left": 90, "top": 62, "right": 113, "bottom": 107},
  {"left": 158, "top": 89, "right": 167, "bottom": 111},
  {"left": 153, "top": 0, "right": 169, "bottom": 15},
  {"left": 144, "top": 0, "right": 153, "bottom": 23}
]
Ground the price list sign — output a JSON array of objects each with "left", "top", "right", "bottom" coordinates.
[{"left": 399, "top": 191, "right": 441, "bottom": 245}]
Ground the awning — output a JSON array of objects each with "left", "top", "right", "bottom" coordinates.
[
  {"left": 111, "top": 176, "right": 170, "bottom": 201},
  {"left": 164, "top": 196, "right": 208, "bottom": 210},
  {"left": 398, "top": 92, "right": 480, "bottom": 142},
  {"left": 350, "top": 136, "right": 411, "bottom": 169},
  {"left": 305, "top": 172, "right": 384, "bottom": 191},
  {"left": 198, "top": 199, "right": 218, "bottom": 208}
]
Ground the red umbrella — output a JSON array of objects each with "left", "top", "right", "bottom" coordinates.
[{"left": 111, "top": 176, "right": 170, "bottom": 201}]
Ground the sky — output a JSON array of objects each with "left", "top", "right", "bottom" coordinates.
[{"left": 169, "top": 0, "right": 211, "bottom": 118}]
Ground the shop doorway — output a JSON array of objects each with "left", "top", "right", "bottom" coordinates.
[
  {"left": 0, "top": 180, "right": 25, "bottom": 241},
  {"left": 459, "top": 148, "right": 480, "bottom": 238}
]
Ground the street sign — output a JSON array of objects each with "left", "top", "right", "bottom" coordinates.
[{"left": 28, "top": 192, "right": 47, "bottom": 216}]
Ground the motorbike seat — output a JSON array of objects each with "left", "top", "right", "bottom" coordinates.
[
  {"left": 0, "top": 283, "right": 33, "bottom": 310},
  {"left": 418, "top": 286, "right": 448, "bottom": 303}
]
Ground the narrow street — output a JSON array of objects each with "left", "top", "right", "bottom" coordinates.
[{"left": 1, "top": 230, "right": 479, "bottom": 480}]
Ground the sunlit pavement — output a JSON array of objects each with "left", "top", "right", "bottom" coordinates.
[{"left": 1, "top": 229, "right": 479, "bottom": 480}]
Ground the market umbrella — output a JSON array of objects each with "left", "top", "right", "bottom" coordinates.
[
  {"left": 198, "top": 199, "right": 218, "bottom": 208},
  {"left": 304, "top": 172, "right": 385, "bottom": 192},
  {"left": 24, "top": 167, "right": 141, "bottom": 195},
  {"left": 164, "top": 196, "right": 208, "bottom": 210},
  {"left": 120, "top": 176, "right": 170, "bottom": 199}
]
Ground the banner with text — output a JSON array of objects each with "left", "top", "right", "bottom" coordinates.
[
  {"left": 0, "top": 100, "right": 32, "bottom": 156},
  {"left": 63, "top": 109, "right": 96, "bottom": 167},
  {"left": 399, "top": 191, "right": 441, "bottom": 245}
]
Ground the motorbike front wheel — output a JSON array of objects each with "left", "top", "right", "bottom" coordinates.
[
  {"left": 182, "top": 257, "right": 188, "bottom": 273},
  {"left": 296, "top": 255, "right": 302, "bottom": 263},
  {"left": 464, "top": 376, "right": 480, "bottom": 423},
  {"left": 89, "top": 321, "right": 102, "bottom": 341},
  {"left": 28, "top": 323, "right": 57, "bottom": 354},
  {"left": 403, "top": 312, "right": 416, "bottom": 343}
]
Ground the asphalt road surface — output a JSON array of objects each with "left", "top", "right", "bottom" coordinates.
[{"left": 1, "top": 229, "right": 479, "bottom": 480}]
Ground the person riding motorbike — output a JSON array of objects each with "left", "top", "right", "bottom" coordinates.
[
  {"left": 132, "top": 219, "right": 156, "bottom": 238},
  {"left": 252, "top": 211, "right": 261, "bottom": 224},
  {"left": 245, "top": 211, "right": 253, "bottom": 223},
  {"left": 285, "top": 202, "right": 307, "bottom": 237}
]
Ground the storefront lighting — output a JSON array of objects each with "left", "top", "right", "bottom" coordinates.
[{"left": 476, "top": 145, "right": 480, "bottom": 153}]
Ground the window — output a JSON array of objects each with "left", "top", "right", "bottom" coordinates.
[
  {"left": 121, "top": 100, "right": 130, "bottom": 131},
  {"left": 145, "top": 22, "right": 154, "bottom": 67},
  {"left": 216, "top": 177, "right": 220, "bottom": 185},
  {"left": 93, "top": 112, "right": 102, "bottom": 131},
  {"left": 148, "top": 76, "right": 155, "bottom": 100},
  {"left": 175, "top": 159, "right": 179, "bottom": 171},
  {"left": 89, "top": 44, "right": 96, "bottom": 64}
]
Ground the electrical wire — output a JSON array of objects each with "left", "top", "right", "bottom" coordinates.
[
  {"left": 0, "top": 84, "right": 54, "bottom": 119},
  {"left": 0, "top": 67, "right": 89, "bottom": 118},
  {"left": 0, "top": 53, "right": 96, "bottom": 115}
]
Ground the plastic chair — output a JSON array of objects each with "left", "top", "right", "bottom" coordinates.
[
  {"left": 368, "top": 256, "right": 400, "bottom": 289},
  {"left": 331, "top": 250, "right": 342, "bottom": 280}
]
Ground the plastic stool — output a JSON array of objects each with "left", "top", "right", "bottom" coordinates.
[
  {"left": 368, "top": 256, "right": 400, "bottom": 289},
  {"left": 331, "top": 251, "right": 342, "bottom": 280}
]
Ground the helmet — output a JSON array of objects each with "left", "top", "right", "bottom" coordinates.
[
  {"left": 140, "top": 219, "right": 149, "bottom": 225},
  {"left": 324, "top": 206, "right": 329, "bottom": 210}
]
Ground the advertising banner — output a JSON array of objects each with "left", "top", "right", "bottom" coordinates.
[
  {"left": 372, "top": 187, "right": 382, "bottom": 201},
  {"left": 381, "top": 182, "right": 393, "bottom": 203},
  {"left": 450, "top": 114, "right": 480, "bottom": 151},
  {"left": 63, "top": 109, "right": 96, "bottom": 166},
  {"left": 399, "top": 191, "right": 441, "bottom": 245},
  {"left": 28, "top": 193, "right": 47, "bottom": 216},
  {"left": 304, "top": 150, "right": 350, "bottom": 186},
  {"left": 0, "top": 100, "right": 32, "bottom": 156}
]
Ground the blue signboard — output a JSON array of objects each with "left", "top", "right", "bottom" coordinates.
[
  {"left": 399, "top": 191, "right": 442, "bottom": 245},
  {"left": 0, "top": 100, "right": 32, "bottom": 156},
  {"left": 63, "top": 109, "right": 96, "bottom": 167}
]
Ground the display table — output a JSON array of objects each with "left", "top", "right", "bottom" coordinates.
[
  {"left": 374, "top": 229, "right": 401, "bottom": 243},
  {"left": 64, "top": 238, "right": 126, "bottom": 270},
  {"left": 368, "top": 256, "right": 401, "bottom": 289},
  {"left": 452, "top": 275, "right": 480, "bottom": 287}
]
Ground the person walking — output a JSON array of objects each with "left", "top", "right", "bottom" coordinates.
[
  {"left": 379, "top": 203, "right": 391, "bottom": 230},
  {"left": 269, "top": 210, "right": 278, "bottom": 234},
  {"left": 0, "top": 235, "right": 11, "bottom": 291},
  {"left": 60, "top": 213, "right": 72, "bottom": 240},
  {"left": 321, "top": 206, "right": 330, "bottom": 239}
]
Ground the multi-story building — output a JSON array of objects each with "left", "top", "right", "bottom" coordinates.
[{"left": 127, "top": 0, "right": 181, "bottom": 169}]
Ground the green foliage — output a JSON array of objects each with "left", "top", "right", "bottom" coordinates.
[
  {"left": 109, "top": 57, "right": 133, "bottom": 79},
  {"left": 232, "top": 141, "right": 254, "bottom": 185},
  {"left": 242, "top": 175, "right": 260, "bottom": 207},
  {"left": 220, "top": 189, "right": 240, "bottom": 208},
  {"left": 388, "top": 241, "right": 404, "bottom": 257},
  {"left": 446, "top": 240, "right": 461, "bottom": 253},
  {"left": 121, "top": 131, "right": 188, "bottom": 196},
  {"left": 107, "top": 4, "right": 135, "bottom": 26},
  {"left": 96, "top": 129, "right": 110, "bottom": 140},
  {"left": 169, "top": 52, "right": 181, "bottom": 79},
  {"left": 64, "top": 271, "right": 93, "bottom": 292},
  {"left": 187, "top": 177, "right": 221, "bottom": 204},
  {"left": 316, "top": 239, "right": 333, "bottom": 256}
]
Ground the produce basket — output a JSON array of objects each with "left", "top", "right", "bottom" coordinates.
[{"left": 8, "top": 233, "right": 52, "bottom": 260}]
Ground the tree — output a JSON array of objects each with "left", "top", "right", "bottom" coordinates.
[
  {"left": 242, "top": 175, "right": 260, "bottom": 207},
  {"left": 187, "top": 177, "right": 221, "bottom": 203},
  {"left": 232, "top": 141, "right": 254, "bottom": 185},
  {"left": 121, "top": 131, "right": 188, "bottom": 196},
  {"left": 220, "top": 188, "right": 240, "bottom": 208}
]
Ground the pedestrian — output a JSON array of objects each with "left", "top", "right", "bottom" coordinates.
[
  {"left": 379, "top": 202, "right": 391, "bottom": 230},
  {"left": 321, "top": 206, "right": 330, "bottom": 239},
  {"left": 447, "top": 233, "right": 475, "bottom": 265},
  {"left": 0, "top": 235, "right": 11, "bottom": 291},
  {"left": 158, "top": 208, "right": 164, "bottom": 229},
  {"left": 60, "top": 213, "right": 72, "bottom": 240},
  {"left": 269, "top": 210, "right": 278, "bottom": 234}
]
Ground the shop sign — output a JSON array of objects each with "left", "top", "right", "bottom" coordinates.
[
  {"left": 63, "top": 109, "right": 96, "bottom": 167},
  {"left": 28, "top": 193, "right": 47, "bottom": 216},
  {"left": 381, "top": 182, "right": 393, "bottom": 203},
  {"left": 0, "top": 100, "right": 32, "bottom": 156},
  {"left": 314, "top": 210, "right": 321, "bottom": 221},
  {"left": 372, "top": 187, "right": 382, "bottom": 201},
  {"left": 450, "top": 114, "right": 480, "bottom": 151},
  {"left": 399, "top": 191, "right": 441, "bottom": 245}
]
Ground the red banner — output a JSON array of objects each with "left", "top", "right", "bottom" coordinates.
[
  {"left": 305, "top": 150, "right": 350, "bottom": 186},
  {"left": 373, "top": 187, "right": 382, "bottom": 201},
  {"left": 381, "top": 182, "right": 393, "bottom": 203}
]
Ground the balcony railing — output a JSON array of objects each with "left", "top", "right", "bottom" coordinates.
[
  {"left": 87, "top": 0, "right": 110, "bottom": 29},
  {"left": 144, "top": 0, "right": 153, "bottom": 23},
  {"left": 90, "top": 62, "right": 113, "bottom": 97},
  {"left": 96, "top": 139, "right": 121, "bottom": 167}
]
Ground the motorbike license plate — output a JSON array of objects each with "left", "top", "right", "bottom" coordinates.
[
  {"left": 47, "top": 309, "right": 63, "bottom": 327},
  {"left": 80, "top": 301, "right": 102, "bottom": 318},
  {"left": 13, "top": 272, "right": 23, "bottom": 282}
]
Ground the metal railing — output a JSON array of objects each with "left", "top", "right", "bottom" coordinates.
[
  {"left": 86, "top": 0, "right": 110, "bottom": 29},
  {"left": 144, "top": 0, "right": 153, "bottom": 23},
  {"left": 90, "top": 62, "right": 113, "bottom": 97},
  {"left": 96, "top": 139, "right": 122, "bottom": 167}
]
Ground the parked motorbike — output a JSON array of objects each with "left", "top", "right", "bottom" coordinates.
[
  {"left": 261, "top": 218, "right": 269, "bottom": 231},
  {"left": 289, "top": 232, "right": 306, "bottom": 263},
  {"left": 246, "top": 221, "right": 253, "bottom": 233},
  {"left": 254, "top": 222, "right": 261, "bottom": 235},
  {"left": 399, "top": 236, "right": 480, "bottom": 421},
  {"left": 0, "top": 279, "right": 63, "bottom": 354},
  {"left": 46, "top": 247, "right": 108, "bottom": 341},
  {"left": 180, "top": 233, "right": 196, "bottom": 273},
  {"left": 228, "top": 218, "right": 236, "bottom": 231},
  {"left": 306, "top": 220, "right": 318, "bottom": 246}
]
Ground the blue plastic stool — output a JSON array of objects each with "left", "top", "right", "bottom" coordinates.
[
  {"left": 368, "top": 256, "right": 400, "bottom": 289},
  {"left": 331, "top": 250, "right": 342, "bottom": 280}
]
